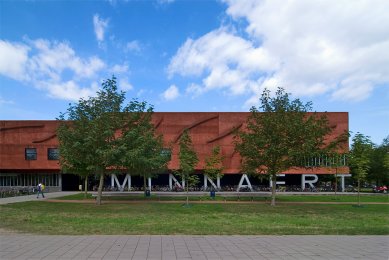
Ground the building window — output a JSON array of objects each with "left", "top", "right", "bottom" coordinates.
[
  {"left": 25, "top": 148, "right": 37, "bottom": 160},
  {"left": 161, "top": 148, "right": 172, "bottom": 160},
  {"left": 47, "top": 148, "right": 59, "bottom": 160}
]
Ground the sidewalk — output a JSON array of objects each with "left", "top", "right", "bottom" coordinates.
[
  {"left": 0, "top": 192, "right": 79, "bottom": 205},
  {"left": 0, "top": 235, "right": 388, "bottom": 259}
]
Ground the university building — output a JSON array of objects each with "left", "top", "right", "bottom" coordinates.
[{"left": 0, "top": 112, "right": 350, "bottom": 192}]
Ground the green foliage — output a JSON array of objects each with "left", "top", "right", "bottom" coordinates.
[
  {"left": 368, "top": 135, "right": 389, "bottom": 185},
  {"left": 115, "top": 101, "right": 169, "bottom": 185},
  {"left": 57, "top": 76, "right": 168, "bottom": 204},
  {"left": 178, "top": 130, "right": 199, "bottom": 176},
  {"left": 57, "top": 77, "right": 126, "bottom": 203},
  {"left": 177, "top": 130, "right": 199, "bottom": 204},
  {"left": 235, "top": 87, "right": 333, "bottom": 205},
  {"left": 349, "top": 133, "right": 374, "bottom": 182},
  {"left": 204, "top": 146, "right": 224, "bottom": 185},
  {"left": 349, "top": 133, "right": 374, "bottom": 205}
]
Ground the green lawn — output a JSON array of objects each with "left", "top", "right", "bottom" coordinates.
[{"left": 0, "top": 200, "right": 388, "bottom": 235}]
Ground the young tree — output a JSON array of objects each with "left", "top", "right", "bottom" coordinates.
[
  {"left": 116, "top": 102, "right": 170, "bottom": 196},
  {"left": 57, "top": 103, "right": 92, "bottom": 198},
  {"left": 58, "top": 77, "right": 123, "bottom": 204},
  {"left": 58, "top": 76, "right": 164, "bottom": 205},
  {"left": 368, "top": 136, "right": 389, "bottom": 186},
  {"left": 204, "top": 145, "right": 224, "bottom": 191},
  {"left": 349, "top": 133, "right": 374, "bottom": 206},
  {"left": 324, "top": 152, "right": 347, "bottom": 199},
  {"left": 177, "top": 130, "right": 199, "bottom": 206},
  {"left": 235, "top": 88, "right": 333, "bottom": 206}
]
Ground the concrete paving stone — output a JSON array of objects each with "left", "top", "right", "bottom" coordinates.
[
  {"left": 190, "top": 257, "right": 206, "bottom": 260},
  {"left": 118, "top": 254, "right": 135, "bottom": 259},
  {"left": 1, "top": 235, "right": 389, "bottom": 259},
  {"left": 176, "top": 254, "right": 191, "bottom": 258},
  {"left": 162, "top": 249, "right": 175, "bottom": 253},
  {"left": 132, "top": 254, "right": 148, "bottom": 259},
  {"left": 216, "top": 257, "right": 237, "bottom": 260},
  {"left": 104, "top": 253, "right": 121, "bottom": 258},
  {"left": 148, "top": 253, "right": 163, "bottom": 258}
]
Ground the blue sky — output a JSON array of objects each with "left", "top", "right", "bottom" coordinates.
[{"left": 0, "top": 0, "right": 388, "bottom": 145}]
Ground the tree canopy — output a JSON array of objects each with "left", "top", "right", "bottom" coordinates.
[
  {"left": 57, "top": 76, "right": 168, "bottom": 204},
  {"left": 367, "top": 135, "right": 389, "bottom": 186},
  {"left": 177, "top": 130, "right": 199, "bottom": 205},
  {"left": 204, "top": 145, "right": 224, "bottom": 190},
  {"left": 349, "top": 133, "right": 374, "bottom": 205},
  {"left": 235, "top": 87, "right": 335, "bottom": 206}
]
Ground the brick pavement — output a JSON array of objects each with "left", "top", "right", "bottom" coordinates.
[{"left": 0, "top": 235, "right": 388, "bottom": 260}]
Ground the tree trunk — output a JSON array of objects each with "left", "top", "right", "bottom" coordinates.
[
  {"left": 334, "top": 168, "right": 338, "bottom": 200},
  {"left": 143, "top": 175, "right": 147, "bottom": 197},
  {"left": 358, "top": 178, "right": 361, "bottom": 207},
  {"left": 96, "top": 173, "right": 104, "bottom": 205},
  {"left": 271, "top": 174, "right": 276, "bottom": 206},
  {"left": 186, "top": 178, "right": 189, "bottom": 206},
  {"left": 84, "top": 176, "right": 88, "bottom": 198}
]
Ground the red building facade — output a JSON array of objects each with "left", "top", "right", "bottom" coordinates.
[{"left": 0, "top": 112, "right": 349, "bottom": 191}]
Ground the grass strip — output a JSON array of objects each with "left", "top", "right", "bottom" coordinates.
[{"left": 0, "top": 201, "right": 388, "bottom": 235}]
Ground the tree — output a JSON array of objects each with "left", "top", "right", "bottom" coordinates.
[
  {"left": 349, "top": 133, "right": 374, "bottom": 206},
  {"left": 324, "top": 152, "right": 347, "bottom": 199},
  {"left": 57, "top": 100, "right": 92, "bottom": 198},
  {"left": 116, "top": 101, "right": 170, "bottom": 195},
  {"left": 368, "top": 136, "right": 389, "bottom": 186},
  {"left": 177, "top": 130, "right": 199, "bottom": 206},
  {"left": 204, "top": 145, "right": 224, "bottom": 191},
  {"left": 58, "top": 76, "right": 164, "bottom": 205},
  {"left": 235, "top": 87, "right": 333, "bottom": 206}
]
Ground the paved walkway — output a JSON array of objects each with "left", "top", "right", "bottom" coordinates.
[
  {"left": 0, "top": 192, "right": 80, "bottom": 205},
  {"left": 0, "top": 235, "right": 388, "bottom": 260}
]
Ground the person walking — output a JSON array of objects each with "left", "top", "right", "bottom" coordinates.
[{"left": 37, "top": 183, "right": 45, "bottom": 198}]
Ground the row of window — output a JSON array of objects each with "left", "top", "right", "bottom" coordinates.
[
  {"left": 0, "top": 173, "right": 60, "bottom": 187},
  {"left": 23, "top": 148, "right": 346, "bottom": 167},
  {"left": 25, "top": 147, "right": 170, "bottom": 161},
  {"left": 302, "top": 154, "right": 347, "bottom": 167},
  {"left": 25, "top": 148, "right": 59, "bottom": 161}
]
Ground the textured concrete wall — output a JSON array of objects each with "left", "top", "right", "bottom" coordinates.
[{"left": 0, "top": 112, "right": 349, "bottom": 174}]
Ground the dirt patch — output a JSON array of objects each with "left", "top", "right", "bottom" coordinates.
[
  {"left": 44, "top": 199, "right": 389, "bottom": 205},
  {"left": 0, "top": 227, "right": 31, "bottom": 235}
]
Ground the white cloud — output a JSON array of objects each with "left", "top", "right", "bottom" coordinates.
[
  {"left": 162, "top": 84, "right": 180, "bottom": 101},
  {"left": 0, "top": 96, "right": 14, "bottom": 105},
  {"left": 0, "top": 39, "right": 134, "bottom": 101},
  {"left": 168, "top": 28, "right": 278, "bottom": 96},
  {"left": 29, "top": 39, "right": 105, "bottom": 79},
  {"left": 93, "top": 14, "right": 109, "bottom": 43},
  {"left": 119, "top": 78, "right": 133, "bottom": 91},
  {"left": 0, "top": 40, "right": 29, "bottom": 80},
  {"left": 109, "top": 64, "right": 133, "bottom": 91},
  {"left": 38, "top": 80, "right": 99, "bottom": 100},
  {"left": 169, "top": 0, "right": 389, "bottom": 105},
  {"left": 110, "top": 63, "right": 129, "bottom": 74},
  {"left": 157, "top": 0, "right": 175, "bottom": 4},
  {"left": 125, "top": 40, "right": 141, "bottom": 53},
  {"left": 186, "top": 83, "right": 204, "bottom": 98}
]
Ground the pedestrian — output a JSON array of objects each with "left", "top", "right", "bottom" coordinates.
[{"left": 37, "top": 183, "right": 45, "bottom": 198}]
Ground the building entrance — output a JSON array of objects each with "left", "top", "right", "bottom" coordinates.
[{"left": 61, "top": 173, "right": 81, "bottom": 191}]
